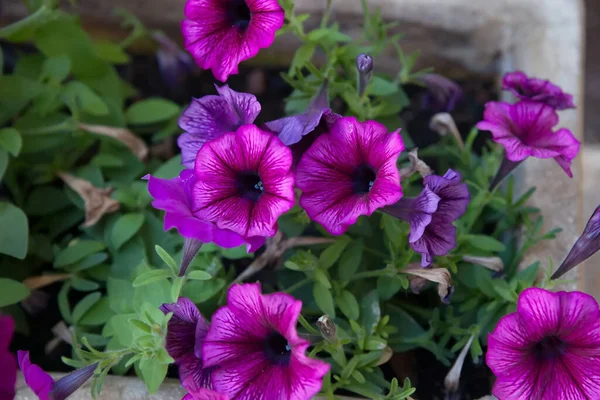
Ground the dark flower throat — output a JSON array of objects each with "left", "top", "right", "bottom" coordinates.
[
  {"left": 264, "top": 331, "right": 291, "bottom": 365},
  {"left": 229, "top": 0, "right": 251, "bottom": 31},
  {"left": 236, "top": 171, "right": 264, "bottom": 201},
  {"left": 351, "top": 165, "right": 376, "bottom": 194},
  {"left": 532, "top": 335, "right": 567, "bottom": 361}
]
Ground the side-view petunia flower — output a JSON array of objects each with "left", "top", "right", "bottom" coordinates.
[
  {"left": 160, "top": 298, "right": 214, "bottom": 393},
  {"left": 476, "top": 101, "right": 580, "bottom": 189},
  {"left": 551, "top": 204, "right": 600, "bottom": 280},
  {"left": 296, "top": 117, "right": 404, "bottom": 235},
  {"left": 202, "top": 283, "right": 330, "bottom": 400},
  {"left": 418, "top": 73, "right": 463, "bottom": 113},
  {"left": 178, "top": 85, "right": 261, "bottom": 168},
  {"left": 182, "top": 0, "right": 284, "bottom": 82},
  {"left": 502, "top": 70, "right": 575, "bottom": 110},
  {"left": 486, "top": 288, "right": 600, "bottom": 399},
  {"left": 146, "top": 169, "right": 265, "bottom": 274},
  {"left": 0, "top": 315, "right": 16, "bottom": 400},
  {"left": 18, "top": 351, "right": 97, "bottom": 400},
  {"left": 193, "top": 124, "right": 295, "bottom": 239},
  {"left": 383, "top": 169, "right": 469, "bottom": 266}
]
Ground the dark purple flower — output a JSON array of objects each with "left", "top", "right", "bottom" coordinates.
[
  {"left": 552, "top": 204, "right": 600, "bottom": 280},
  {"left": 182, "top": 0, "right": 284, "bottom": 82},
  {"left": 153, "top": 32, "right": 196, "bottom": 92},
  {"left": 178, "top": 84, "right": 261, "bottom": 168},
  {"left": 160, "top": 298, "right": 214, "bottom": 391},
  {"left": 384, "top": 169, "right": 469, "bottom": 266},
  {"left": 502, "top": 70, "right": 575, "bottom": 110},
  {"left": 193, "top": 124, "right": 295, "bottom": 239},
  {"left": 18, "top": 351, "right": 97, "bottom": 400},
  {"left": 296, "top": 117, "right": 404, "bottom": 235},
  {"left": 0, "top": 315, "right": 16, "bottom": 400},
  {"left": 202, "top": 283, "right": 330, "bottom": 399},
  {"left": 418, "top": 73, "right": 463, "bottom": 113}
]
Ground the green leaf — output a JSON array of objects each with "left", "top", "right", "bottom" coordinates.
[
  {"left": 72, "top": 292, "right": 102, "bottom": 324},
  {"left": 152, "top": 155, "right": 183, "bottom": 179},
  {"left": 155, "top": 245, "right": 178, "bottom": 276},
  {"left": 0, "top": 278, "right": 30, "bottom": 307},
  {"left": 0, "top": 149, "right": 7, "bottom": 182},
  {"left": 132, "top": 269, "right": 172, "bottom": 287},
  {"left": 0, "top": 75, "right": 44, "bottom": 125},
  {"left": 71, "top": 252, "right": 108, "bottom": 271},
  {"left": 54, "top": 240, "right": 106, "bottom": 268},
  {"left": 377, "top": 276, "right": 404, "bottom": 301},
  {"left": 463, "top": 234, "right": 506, "bottom": 252},
  {"left": 0, "top": 4, "right": 53, "bottom": 41},
  {"left": 41, "top": 55, "right": 71, "bottom": 82},
  {"left": 319, "top": 236, "right": 351, "bottom": 269},
  {"left": 107, "top": 278, "right": 134, "bottom": 314},
  {"left": 110, "top": 213, "right": 145, "bottom": 249},
  {"left": 171, "top": 277, "right": 184, "bottom": 302},
  {"left": 62, "top": 81, "right": 109, "bottom": 116},
  {"left": 360, "top": 290, "right": 381, "bottom": 335},
  {"left": 367, "top": 76, "right": 399, "bottom": 96},
  {"left": 492, "top": 280, "right": 518, "bottom": 303},
  {"left": 187, "top": 270, "right": 212, "bottom": 281},
  {"left": 314, "top": 269, "right": 332, "bottom": 289},
  {"left": 139, "top": 359, "right": 168, "bottom": 394},
  {"left": 289, "top": 44, "right": 315, "bottom": 76},
  {"left": 25, "top": 186, "right": 71, "bottom": 216},
  {"left": 126, "top": 98, "right": 180, "bottom": 125},
  {"left": 0, "top": 128, "right": 22, "bottom": 157},
  {"left": 0, "top": 203, "right": 29, "bottom": 259},
  {"left": 93, "top": 41, "right": 130, "bottom": 64},
  {"left": 221, "top": 245, "right": 252, "bottom": 259},
  {"left": 337, "top": 290, "right": 360, "bottom": 320},
  {"left": 313, "top": 282, "right": 335, "bottom": 317},
  {"left": 72, "top": 278, "right": 100, "bottom": 292},
  {"left": 338, "top": 239, "right": 364, "bottom": 281},
  {"left": 381, "top": 214, "right": 405, "bottom": 247},
  {"left": 79, "top": 297, "right": 113, "bottom": 326}
]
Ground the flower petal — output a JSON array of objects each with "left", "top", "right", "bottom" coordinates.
[
  {"left": 160, "top": 298, "right": 208, "bottom": 361},
  {"left": 517, "top": 287, "right": 561, "bottom": 341},
  {"left": 17, "top": 351, "right": 54, "bottom": 400}
]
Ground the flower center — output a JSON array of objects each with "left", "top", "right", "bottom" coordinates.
[
  {"left": 236, "top": 171, "right": 264, "bottom": 201},
  {"left": 351, "top": 165, "right": 376, "bottom": 194},
  {"left": 264, "top": 331, "right": 291, "bottom": 366},
  {"left": 532, "top": 335, "right": 567, "bottom": 361},
  {"left": 229, "top": 0, "right": 251, "bottom": 31}
]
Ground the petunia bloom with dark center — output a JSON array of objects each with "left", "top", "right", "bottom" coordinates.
[
  {"left": 502, "top": 70, "right": 575, "bottom": 110},
  {"left": 201, "top": 283, "right": 330, "bottom": 399},
  {"left": 182, "top": 0, "right": 284, "bottom": 82},
  {"left": 486, "top": 288, "right": 600, "bottom": 399},
  {"left": 296, "top": 116, "right": 404, "bottom": 235}
]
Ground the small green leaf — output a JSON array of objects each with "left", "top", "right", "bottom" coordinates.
[
  {"left": 72, "top": 278, "right": 100, "bottom": 292},
  {"left": 129, "top": 319, "right": 152, "bottom": 333},
  {"left": 187, "top": 270, "right": 212, "bottom": 281},
  {"left": 41, "top": 55, "right": 71, "bottom": 82},
  {"left": 155, "top": 245, "right": 178, "bottom": 275},
  {"left": 0, "top": 149, "right": 7, "bottom": 181},
  {"left": 72, "top": 292, "right": 102, "bottom": 324},
  {"left": 54, "top": 240, "right": 106, "bottom": 268},
  {"left": 463, "top": 234, "right": 506, "bottom": 252},
  {"left": 338, "top": 239, "right": 364, "bottom": 281},
  {"left": 319, "top": 236, "right": 351, "bottom": 269},
  {"left": 313, "top": 282, "right": 335, "bottom": 317},
  {"left": 377, "top": 276, "right": 404, "bottom": 301},
  {"left": 139, "top": 359, "right": 168, "bottom": 394},
  {"left": 0, "top": 203, "right": 28, "bottom": 259},
  {"left": 62, "top": 81, "right": 109, "bottom": 116},
  {"left": 492, "top": 280, "right": 518, "bottom": 303},
  {"left": 367, "top": 76, "right": 399, "bottom": 96},
  {"left": 337, "top": 290, "right": 360, "bottom": 320},
  {"left": 0, "top": 128, "right": 22, "bottom": 156},
  {"left": 111, "top": 213, "right": 145, "bottom": 249},
  {"left": 0, "top": 278, "right": 30, "bottom": 307},
  {"left": 93, "top": 41, "right": 130, "bottom": 64},
  {"left": 314, "top": 269, "right": 331, "bottom": 289},
  {"left": 360, "top": 290, "right": 381, "bottom": 335},
  {"left": 78, "top": 297, "right": 113, "bottom": 326},
  {"left": 171, "top": 277, "right": 184, "bottom": 302},
  {"left": 289, "top": 44, "right": 315, "bottom": 76},
  {"left": 133, "top": 269, "right": 172, "bottom": 287},
  {"left": 126, "top": 98, "right": 180, "bottom": 125}
]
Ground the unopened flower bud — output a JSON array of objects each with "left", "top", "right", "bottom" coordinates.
[
  {"left": 51, "top": 362, "right": 98, "bottom": 400},
  {"left": 356, "top": 54, "right": 373, "bottom": 97},
  {"left": 316, "top": 315, "right": 337, "bottom": 342}
]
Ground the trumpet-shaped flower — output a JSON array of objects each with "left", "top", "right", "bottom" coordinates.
[
  {"left": 296, "top": 117, "right": 404, "bottom": 235},
  {"left": 502, "top": 71, "right": 575, "bottom": 110}
]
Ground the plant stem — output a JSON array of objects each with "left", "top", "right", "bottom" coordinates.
[
  {"left": 349, "top": 268, "right": 393, "bottom": 281},
  {"left": 285, "top": 278, "right": 311, "bottom": 294},
  {"left": 363, "top": 247, "right": 389, "bottom": 259}
]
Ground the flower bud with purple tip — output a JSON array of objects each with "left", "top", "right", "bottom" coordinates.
[{"left": 356, "top": 54, "right": 373, "bottom": 97}]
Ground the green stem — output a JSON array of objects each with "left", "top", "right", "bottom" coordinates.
[
  {"left": 363, "top": 247, "right": 389, "bottom": 259},
  {"left": 285, "top": 278, "right": 311, "bottom": 294},
  {"left": 349, "top": 268, "right": 394, "bottom": 281}
]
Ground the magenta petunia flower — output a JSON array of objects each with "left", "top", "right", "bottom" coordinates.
[
  {"left": 202, "top": 283, "right": 330, "bottom": 399},
  {"left": 476, "top": 101, "right": 580, "bottom": 186},
  {"left": 182, "top": 0, "right": 284, "bottom": 82},
  {"left": 178, "top": 85, "right": 261, "bottom": 168},
  {"left": 502, "top": 71, "right": 575, "bottom": 110},
  {"left": 146, "top": 169, "right": 265, "bottom": 252},
  {"left": 193, "top": 124, "right": 295, "bottom": 239},
  {"left": 0, "top": 315, "right": 16, "bottom": 400},
  {"left": 184, "top": 388, "right": 229, "bottom": 400},
  {"left": 296, "top": 116, "right": 404, "bottom": 235},
  {"left": 160, "top": 298, "right": 214, "bottom": 392},
  {"left": 552, "top": 204, "right": 600, "bottom": 280},
  {"left": 384, "top": 169, "right": 469, "bottom": 266},
  {"left": 18, "top": 351, "right": 97, "bottom": 400},
  {"left": 487, "top": 288, "right": 600, "bottom": 399}
]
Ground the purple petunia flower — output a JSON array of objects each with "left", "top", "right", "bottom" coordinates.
[
  {"left": 146, "top": 170, "right": 265, "bottom": 252},
  {"left": 181, "top": 0, "right": 284, "bottom": 82},
  {"left": 18, "top": 351, "right": 97, "bottom": 400},
  {"left": 184, "top": 388, "right": 229, "bottom": 400},
  {"left": 551, "top": 204, "right": 600, "bottom": 280},
  {"left": 153, "top": 32, "right": 196, "bottom": 94},
  {"left": 296, "top": 117, "right": 404, "bottom": 235},
  {"left": 487, "top": 288, "right": 600, "bottom": 399},
  {"left": 0, "top": 315, "right": 16, "bottom": 400},
  {"left": 202, "top": 283, "right": 330, "bottom": 400},
  {"left": 384, "top": 169, "right": 469, "bottom": 266},
  {"left": 178, "top": 84, "right": 261, "bottom": 168},
  {"left": 160, "top": 298, "right": 214, "bottom": 393},
  {"left": 502, "top": 71, "right": 575, "bottom": 110},
  {"left": 193, "top": 124, "right": 295, "bottom": 239},
  {"left": 418, "top": 73, "right": 463, "bottom": 113},
  {"left": 476, "top": 101, "right": 580, "bottom": 188}
]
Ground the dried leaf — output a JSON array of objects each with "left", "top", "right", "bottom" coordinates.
[
  {"left": 402, "top": 265, "right": 453, "bottom": 303},
  {"left": 59, "top": 172, "right": 120, "bottom": 227},
  {"left": 430, "top": 112, "right": 464, "bottom": 149},
  {"left": 462, "top": 255, "right": 504, "bottom": 272},
  {"left": 400, "top": 148, "right": 432, "bottom": 178},
  {"left": 78, "top": 123, "right": 148, "bottom": 161},
  {"left": 444, "top": 335, "right": 475, "bottom": 393},
  {"left": 23, "top": 273, "right": 71, "bottom": 290},
  {"left": 376, "top": 346, "right": 393, "bottom": 366}
]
